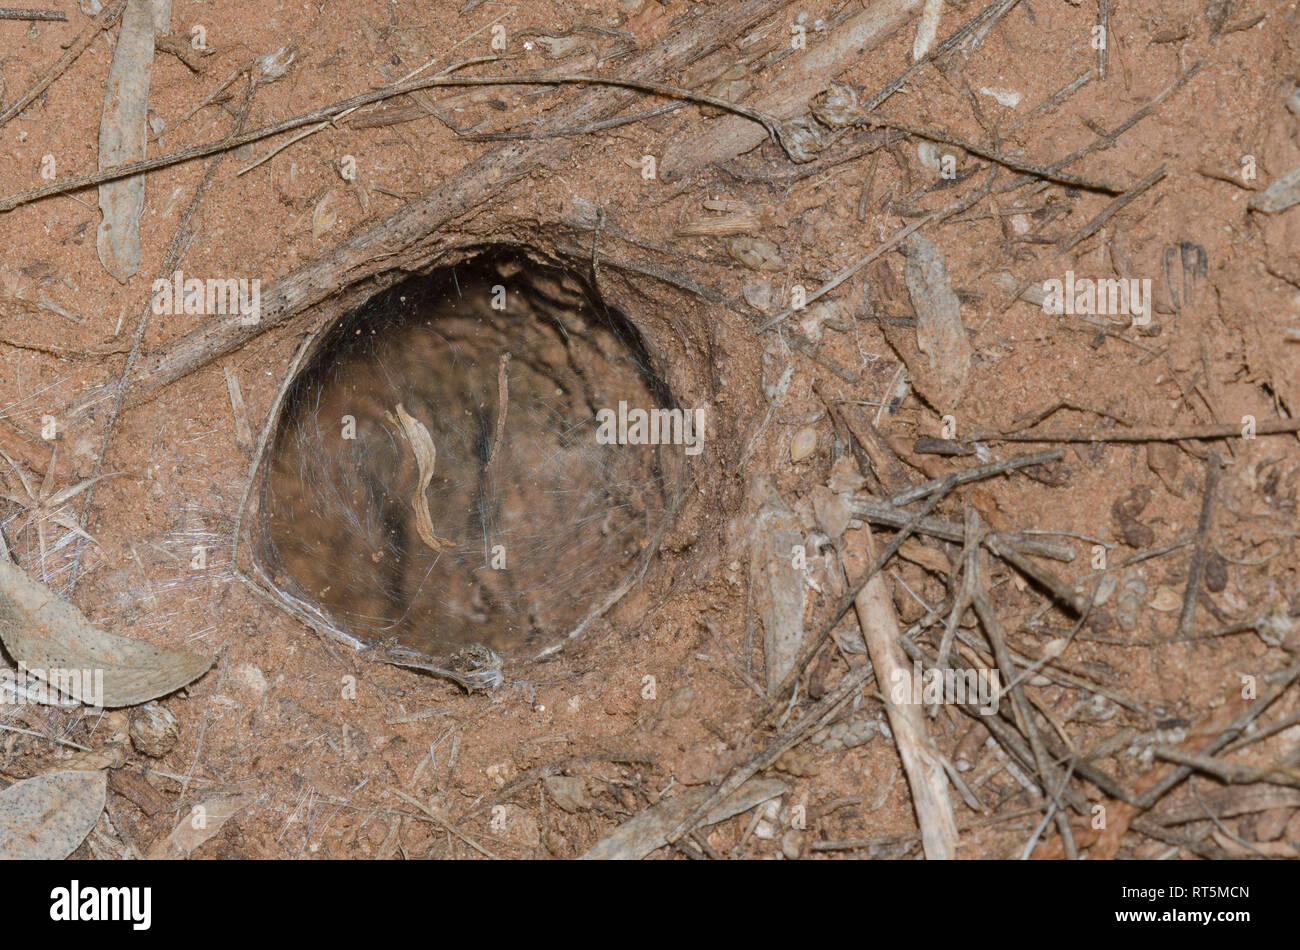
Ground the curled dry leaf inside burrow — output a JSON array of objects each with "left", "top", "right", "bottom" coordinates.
[{"left": 0, "top": 559, "right": 211, "bottom": 708}]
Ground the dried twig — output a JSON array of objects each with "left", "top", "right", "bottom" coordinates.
[
  {"left": 963, "top": 418, "right": 1300, "bottom": 443},
  {"left": 0, "top": 1, "right": 126, "bottom": 131},
  {"left": 886, "top": 449, "right": 1063, "bottom": 506},
  {"left": 69, "top": 80, "right": 257, "bottom": 590},
  {"left": 765, "top": 482, "right": 956, "bottom": 714},
  {"left": 664, "top": 661, "right": 875, "bottom": 848},
  {"left": 1136, "top": 663, "right": 1300, "bottom": 810},
  {"left": 1153, "top": 749, "right": 1300, "bottom": 790},
  {"left": 0, "top": 7, "right": 65, "bottom": 19},
  {"left": 756, "top": 175, "right": 994, "bottom": 332},
  {"left": 1177, "top": 452, "right": 1220, "bottom": 640},
  {"left": 1058, "top": 165, "right": 1166, "bottom": 254},
  {"left": 0, "top": 71, "right": 795, "bottom": 214},
  {"left": 849, "top": 520, "right": 959, "bottom": 859}
]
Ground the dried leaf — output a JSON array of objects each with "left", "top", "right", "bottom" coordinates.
[
  {"left": 901, "top": 235, "right": 971, "bottom": 406},
  {"left": 393, "top": 404, "right": 455, "bottom": 552},
  {"left": 749, "top": 478, "right": 805, "bottom": 692},
  {"left": 0, "top": 559, "right": 212, "bottom": 707},
  {"left": 1249, "top": 167, "right": 1300, "bottom": 214},
  {"left": 96, "top": 0, "right": 166, "bottom": 282},
  {"left": 1146, "top": 441, "right": 1183, "bottom": 496},
  {"left": 543, "top": 775, "right": 592, "bottom": 813},
  {"left": 311, "top": 190, "right": 337, "bottom": 239},
  {"left": 148, "top": 793, "right": 251, "bottom": 859},
  {"left": 912, "top": 0, "right": 943, "bottom": 60},
  {"left": 580, "top": 778, "right": 787, "bottom": 859},
  {"left": 0, "top": 770, "right": 106, "bottom": 859}
]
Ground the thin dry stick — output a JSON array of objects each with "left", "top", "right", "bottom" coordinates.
[
  {"left": 971, "top": 580, "right": 1077, "bottom": 858},
  {"left": 69, "top": 80, "right": 257, "bottom": 591},
  {"left": 392, "top": 789, "right": 500, "bottom": 859},
  {"left": 886, "top": 448, "right": 1063, "bottom": 506},
  {"left": 766, "top": 482, "right": 956, "bottom": 715},
  {"left": 1136, "top": 662, "right": 1300, "bottom": 810},
  {"left": 0, "top": 71, "right": 788, "bottom": 214},
  {"left": 851, "top": 521, "right": 959, "bottom": 859},
  {"left": 866, "top": 0, "right": 1022, "bottom": 111},
  {"left": 0, "top": 8, "right": 66, "bottom": 19},
  {"left": 964, "top": 418, "right": 1300, "bottom": 443},
  {"left": 664, "top": 660, "right": 876, "bottom": 847},
  {"left": 1004, "top": 68, "right": 1094, "bottom": 135},
  {"left": 854, "top": 113, "right": 1123, "bottom": 194},
  {"left": 1058, "top": 165, "right": 1166, "bottom": 254},
  {"left": 1153, "top": 749, "right": 1300, "bottom": 791},
  {"left": 846, "top": 497, "right": 1075, "bottom": 560},
  {"left": 236, "top": 56, "right": 503, "bottom": 175},
  {"left": 756, "top": 175, "right": 994, "bottom": 332},
  {"left": 1176, "top": 452, "right": 1220, "bottom": 640},
  {"left": 0, "top": 1, "right": 126, "bottom": 130}
]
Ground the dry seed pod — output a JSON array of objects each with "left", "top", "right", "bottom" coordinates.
[
  {"left": 811, "top": 82, "right": 861, "bottom": 128},
  {"left": 774, "top": 116, "right": 825, "bottom": 164},
  {"left": 727, "top": 236, "right": 783, "bottom": 271},
  {"left": 129, "top": 701, "right": 179, "bottom": 758}
]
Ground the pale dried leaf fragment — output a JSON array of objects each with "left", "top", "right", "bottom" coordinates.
[
  {"left": 96, "top": 0, "right": 168, "bottom": 282},
  {"left": 1249, "top": 167, "right": 1300, "bottom": 214},
  {"left": 581, "top": 777, "right": 787, "bottom": 859},
  {"left": 0, "top": 559, "right": 211, "bottom": 707},
  {"left": 311, "top": 190, "right": 337, "bottom": 239},
  {"left": 902, "top": 234, "right": 972, "bottom": 406},
  {"left": 1146, "top": 441, "right": 1183, "bottom": 496},
  {"left": 912, "top": 0, "right": 943, "bottom": 60},
  {"left": 727, "top": 236, "right": 784, "bottom": 271},
  {"left": 0, "top": 770, "right": 106, "bottom": 859},
  {"left": 544, "top": 775, "right": 592, "bottom": 813},
  {"left": 148, "top": 793, "right": 251, "bottom": 858},
  {"left": 749, "top": 478, "right": 806, "bottom": 692},
  {"left": 393, "top": 404, "right": 455, "bottom": 553}
]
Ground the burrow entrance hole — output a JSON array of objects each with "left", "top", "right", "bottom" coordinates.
[{"left": 253, "top": 246, "right": 682, "bottom": 659}]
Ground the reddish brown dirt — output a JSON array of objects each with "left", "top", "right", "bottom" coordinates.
[{"left": 1, "top": 0, "right": 1298, "bottom": 859}]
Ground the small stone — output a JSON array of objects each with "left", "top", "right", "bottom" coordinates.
[
  {"left": 1204, "top": 552, "right": 1228, "bottom": 592},
  {"left": 1149, "top": 586, "right": 1183, "bottom": 612},
  {"left": 781, "top": 829, "right": 803, "bottom": 860},
  {"left": 129, "top": 702, "right": 179, "bottom": 758},
  {"left": 753, "top": 799, "right": 781, "bottom": 839}
]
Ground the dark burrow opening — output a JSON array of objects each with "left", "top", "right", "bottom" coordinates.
[{"left": 253, "top": 246, "right": 681, "bottom": 660}]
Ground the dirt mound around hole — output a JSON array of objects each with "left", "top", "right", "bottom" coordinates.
[{"left": 257, "top": 248, "right": 680, "bottom": 657}]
